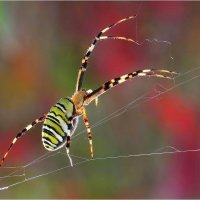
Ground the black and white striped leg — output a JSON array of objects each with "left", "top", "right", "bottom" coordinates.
[
  {"left": 98, "top": 36, "right": 139, "bottom": 45},
  {"left": 66, "top": 135, "right": 73, "bottom": 167},
  {"left": 0, "top": 114, "right": 47, "bottom": 167},
  {"left": 75, "top": 15, "right": 137, "bottom": 92},
  {"left": 82, "top": 108, "right": 94, "bottom": 159},
  {"left": 84, "top": 69, "right": 178, "bottom": 105}
]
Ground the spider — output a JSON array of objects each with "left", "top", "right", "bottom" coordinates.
[{"left": 0, "top": 16, "right": 177, "bottom": 167}]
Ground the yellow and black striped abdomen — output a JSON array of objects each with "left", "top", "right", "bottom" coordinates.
[{"left": 42, "top": 98, "right": 78, "bottom": 151}]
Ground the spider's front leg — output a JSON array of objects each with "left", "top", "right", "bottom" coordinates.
[
  {"left": 75, "top": 15, "right": 137, "bottom": 92},
  {"left": 82, "top": 108, "right": 94, "bottom": 159}
]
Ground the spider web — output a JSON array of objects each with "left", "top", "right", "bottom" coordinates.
[{"left": 1, "top": 63, "right": 200, "bottom": 191}]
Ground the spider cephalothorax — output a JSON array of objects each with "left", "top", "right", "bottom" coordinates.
[
  {"left": 72, "top": 89, "right": 88, "bottom": 112},
  {"left": 0, "top": 16, "right": 177, "bottom": 167}
]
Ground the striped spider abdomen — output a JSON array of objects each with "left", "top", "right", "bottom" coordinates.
[{"left": 42, "top": 98, "right": 78, "bottom": 151}]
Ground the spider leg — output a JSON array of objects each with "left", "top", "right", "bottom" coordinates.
[
  {"left": 84, "top": 69, "right": 178, "bottom": 105},
  {"left": 0, "top": 114, "right": 47, "bottom": 167},
  {"left": 98, "top": 36, "right": 139, "bottom": 44},
  {"left": 82, "top": 108, "right": 94, "bottom": 159},
  {"left": 66, "top": 135, "right": 73, "bottom": 167},
  {"left": 75, "top": 15, "right": 137, "bottom": 92},
  {"left": 86, "top": 89, "right": 98, "bottom": 106}
]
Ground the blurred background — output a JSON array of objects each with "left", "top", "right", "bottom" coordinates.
[{"left": 0, "top": 1, "right": 200, "bottom": 198}]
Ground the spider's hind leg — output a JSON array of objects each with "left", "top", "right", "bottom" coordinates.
[{"left": 0, "top": 114, "right": 47, "bottom": 167}]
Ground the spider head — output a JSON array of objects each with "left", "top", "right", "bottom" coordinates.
[{"left": 72, "top": 89, "right": 88, "bottom": 113}]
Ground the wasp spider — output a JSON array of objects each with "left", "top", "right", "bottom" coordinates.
[{"left": 0, "top": 16, "right": 177, "bottom": 167}]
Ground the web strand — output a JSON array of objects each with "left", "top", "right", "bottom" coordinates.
[
  {"left": 1, "top": 145, "right": 200, "bottom": 191},
  {"left": 0, "top": 65, "right": 200, "bottom": 191},
  {"left": 1, "top": 66, "right": 200, "bottom": 191}
]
